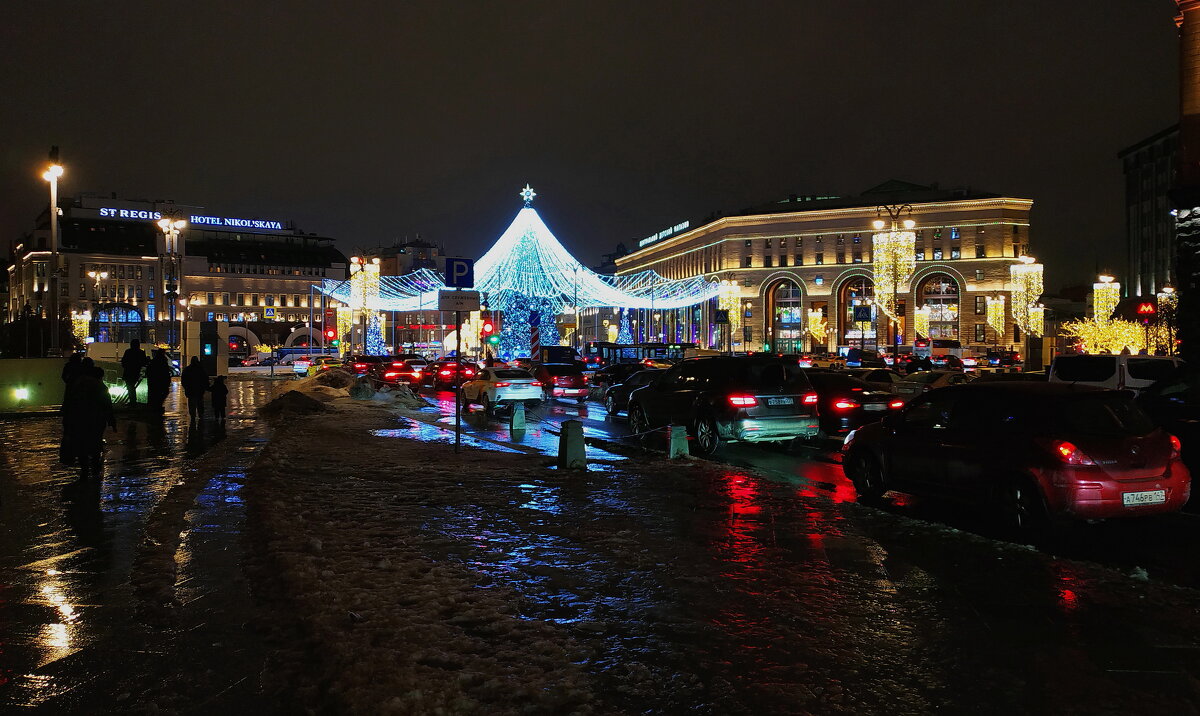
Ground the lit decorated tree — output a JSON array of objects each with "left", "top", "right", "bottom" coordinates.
[{"left": 617, "top": 309, "right": 633, "bottom": 344}]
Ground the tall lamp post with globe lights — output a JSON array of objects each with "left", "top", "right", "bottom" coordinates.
[
  {"left": 870, "top": 206, "right": 917, "bottom": 362},
  {"left": 158, "top": 217, "right": 187, "bottom": 351},
  {"left": 42, "top": 157, "right": 64, "bottom": 355}
]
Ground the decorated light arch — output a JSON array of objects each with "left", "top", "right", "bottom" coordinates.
[{"left": 317, "top": 186, "right": 720, "bottom": 356}]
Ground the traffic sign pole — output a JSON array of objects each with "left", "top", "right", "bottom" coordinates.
[{"left": 455, "top": 309, "right": 462, "bottom": 454}]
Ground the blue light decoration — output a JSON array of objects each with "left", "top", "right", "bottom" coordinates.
[
  {"left": 316, "top": 186, "right": 720, "bottom": 356},
  {"left": 617, "top": 309, "right": 633, "bottom": 344},
  {"left": 365, "top": 312, "right": 387, "bottom": 355}
]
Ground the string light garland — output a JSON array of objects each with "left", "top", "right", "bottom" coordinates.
[
  {"left": 1009, "top": 256, "right": 1045, "bottom": 337},
  {"left": 806, "top": 309, "right": 827, "bottom": 343},
  {"left": 986, "top": 295, "right": 1006, "bottom": 337},
  {"left": 71, "top": 310, "right": 90, "bottom": 344},
  {"left": 870, "top": 217, "right": 917, "bottom": 321},
  {"left": 1092, "top": 275, "right": 1120, "bottom": 324},
  {"left": 913, "top": 305, "right": 930, "bottom": 339}
]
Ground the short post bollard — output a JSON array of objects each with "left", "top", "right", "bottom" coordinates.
[
  {"left": 667, "top": 424, "right": 689, "bottom": 459},
  {"left": 510, "top": 402, "right": 527, "bottom": 431},
  {"left": 557, "top": 419, "right": 587, "bottom": 470}
]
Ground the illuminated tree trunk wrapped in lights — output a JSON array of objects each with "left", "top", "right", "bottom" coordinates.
[
  {"left": 718, "top": 280, "right": 742, "bottom": 347},
  {"left": 1092, "top": 277, "right": 1120, "bottom": 325},
  {"left": 617, "top": 309, "right": 633, "bottom": 344},
  {"left": 913, "top": 305, "right": 931, "bottom": 339},
  {"left": 1009, "top": 258, "right": 1045, "bottom": 337},
  {"left": 336, "top": 307, "right": 354, "bottom": 348},
  {"left": 71, "top": 310, "right": 90, "bottom": 345},
  {"left": 806, "top": 309, "right": 827, "bottom": 345},
  {"left": 870, "top": 226, "right": 916, "bottom": 322}
]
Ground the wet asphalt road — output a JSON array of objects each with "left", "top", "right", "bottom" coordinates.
[
  {"left": 417, "top": 386, "right": 1200, "bottom": 593},
  {"left": 0, "top": 378, "right": 276, "bottom": 713}
]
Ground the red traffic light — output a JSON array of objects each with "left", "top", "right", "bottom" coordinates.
[
  {"left": 482, "top": 321, "right": 494, "bottom": 334},
  {"left": 1137, "top": 302, "right": 1157, "bottom": 315},
  {"left": 324, "top": 328, "right": 337, "bottom": 340}
]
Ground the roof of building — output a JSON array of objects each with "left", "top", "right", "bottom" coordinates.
[
  {"left": 727, "top": 181, "right": 1004, "bottom": 220},
  {"left": 1118, "top": 124, "right": 1179, "bottom": 158},
  {"left": 186, "top": 237, "right": 348, "bottom": 267}
]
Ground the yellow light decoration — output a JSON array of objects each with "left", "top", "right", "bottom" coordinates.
[
  {"left": 1009, "top": 257, "right": 1044, "bottom": 337},
  {"left": 986, "top": 295, "right": 1006, "bottom": 337},
  {"left": 71, "top": 311, "right": 90, "bottom": 344},
  {"left": 806, "top": 309, "right": 827, "bottom": 343},
  {"left": 1061, "top": 317, "right": 1145, "bottom": 354},
  {"left": 1029, "top": 304, "right": 1045, "bottom": 338},
  {"left": 871, "top": 226, "right": 916, "bottom": 320},
  {"left": 718, "top": 280, "right": 742, "bottom": 343},
  {"left": 1092, "top": 276, "right": 1120, "bottom": 325},
  {"left": 336, "top": 307, "right": 354, "bottom": 345},
  {"left": 913, "top": 305, "right": 931, "bottom": 339}
]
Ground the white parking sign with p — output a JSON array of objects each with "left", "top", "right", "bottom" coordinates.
[{"left": 445, "top": 258, "right": 474, "bottom": 288}]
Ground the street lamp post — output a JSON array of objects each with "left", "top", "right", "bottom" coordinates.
[
  {"left": 871, "top": 206, "right": 917, "bottom": 364},
  {"left": 43, "top": 161, "right": 64, "bottom": 355},
  {"left": 87, "top": 269, "right": 108, "bottom": 341},
  {"left": 158, "top": 217, "right": 187, "bottom": 353}
]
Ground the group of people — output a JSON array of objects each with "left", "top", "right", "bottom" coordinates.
[{"left": 117, "top": 339, "right": 229, "bottom": 421}]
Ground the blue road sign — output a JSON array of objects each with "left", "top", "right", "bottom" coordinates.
[
  {"left": 853, "top": 305, "right": 872, "bottom": 322},
  {"left": 264, "top": 307, "right": 276, "bottom": 318},
  {"left": 445, "top": 257, "right": 475, "bottom": 288}
]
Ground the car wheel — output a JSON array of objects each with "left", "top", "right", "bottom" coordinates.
[
  {"left": 996, "top": 477, "right": 1049, "bottom": 538},
  {"left": 846, "top": 450, "right": 887, "bottom": 501},
  {"left": 605, "top": 395, "right": 618, "bottom": 415},
  {"left": 690, "top": 414, "right": 721, "bottom": 456},
  {"left": 628, "top": 404, "right": 650, "bottom": 436},
  {"left": 481, "top": 393, "right": 494, "bottom": 415}
]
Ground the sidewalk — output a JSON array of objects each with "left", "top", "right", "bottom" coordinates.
[{"left": 247, "top": 383, "right": 1200, "bottom": 715}]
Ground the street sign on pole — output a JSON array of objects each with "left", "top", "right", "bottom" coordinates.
[
  {"left": 438, "top": 290, "right": 481, "bottom": 312},
  {"left": 324, "top": 307, "right": 336, "bottom": 323},
  {"left": 445, "top": 258, "right": 475, "bottom": 288},
  {"left": 264, "top": 307, "right": 276, "bottom": 318},
  {"left": 853, "top": 305, "right": 872, "bottom": 322},
  {"left": 714, "top": 309, "right": 730, "bottom": 324}
]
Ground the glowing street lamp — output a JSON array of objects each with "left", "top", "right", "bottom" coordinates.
[
  {"left": 158, "top": 217, "right": 187, "bottom": 350},
  {"left": 871, "top": 206, "right": 916, "bottom": 360},
  {"left": 43, "top": 160, "right": 64, "bottom": 355}
]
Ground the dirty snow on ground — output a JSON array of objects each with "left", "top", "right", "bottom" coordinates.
[{"left": 247, "top": 389, "right": 1200, "bottom": 715}]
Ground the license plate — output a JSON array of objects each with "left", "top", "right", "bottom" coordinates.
[
  {"left": 767, "top": 397, "right": 793, "bottom": 406},
  {"left": 864, "top": 403, "right": 886, "bottom": 411},
  {"left": 1122, "top": 489, "right": 1166, "bottom": 506}
]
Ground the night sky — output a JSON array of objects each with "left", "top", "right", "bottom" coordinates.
[{"left": 0, "top": 1, "right": 1180, "bottom": 290}]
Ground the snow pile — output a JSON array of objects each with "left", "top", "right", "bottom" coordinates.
[
  {"left": 258, "top": 389, "right": 331, "bottom": 417},
  {"left": 314, "top": 367, "right": 357, "bottom": 389},
  {"left": 372, "top": 383, "right": 429, "bottom": 409}
]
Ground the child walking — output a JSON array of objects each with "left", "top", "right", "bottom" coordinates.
[{"left": 210, "top": 375, "right": 230, "bottom": 424}]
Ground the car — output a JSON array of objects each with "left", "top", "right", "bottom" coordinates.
[
  {"left": 344, "top": 355, "right": 385, "bottom": 376},
  {"left": 892, "top": 370, "right": 973, "bottom": 400},
  {"left": 626, "top": 355, "right": 820, "bottom": 456},
  {"left": 423, "top": 360, "right": 478, "bottom": 389},
  {"left": 845, "top": 368, "right": 907, "bottom": 394},
  {"left": 259, "top": 356, "right": 280, "bottom": 366},
  {"left": 228, "top": 356, "right": 245, "bottom": 367},
  {"left": 1049, "top": 354, "right": 1182, "bottom": 393},
  {"left": 307, "top": 356, "right": 343, "bottom": 375},
  {"left": 462, "top": 368, "right": 544, "bottom": 414},
  {"left": 511, "top": 357, "right": 535, "bottom": 371},
  {"left": 986, "top": 350, "right": 1022, "bottom": 368},
  {"left": 1136, "top": 366, "right": 1200, "bottom": 487},
  {"left": 240, "top": 354, "right": 261, "bottom": 366},
  {"left": 842, "top": 383, "right": 1192, "bottom": 530},
  {"left": 603, "top": 368, "right": 663, "bottom": 416},
  {"left": 369, "top": 359, "right": 426, "bottom": 387},
  {"left": 590, "top": 362, "right": 646, "bottom": 401},
  {"left": 534, "top": 363, "right": 590, "bottom": 402},
  {"left": 805, "top": 371, "right": 902, "bottom": 439},
  {"left": 292, "top": 355, "right": 312, "bottom": 375}
]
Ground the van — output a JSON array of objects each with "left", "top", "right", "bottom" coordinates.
[{"left": 1048, "top": 354, "right": 1182, "bottom": 392}]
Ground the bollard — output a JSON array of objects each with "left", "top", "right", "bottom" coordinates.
[
  {"left": 557, "top": 419, "right": 587, "bottom": 470},
  {"left": 667, "top": 424, "right": 689, "bottom": 459},
  {"left": 510, "top": 402, "right": 527, "bottom": 431}
]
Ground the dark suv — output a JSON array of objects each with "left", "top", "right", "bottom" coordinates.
[{"left": 626, "top": 356, "right": 820, "bottom": 456}]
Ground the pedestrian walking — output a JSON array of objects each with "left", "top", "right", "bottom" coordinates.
[
  {"left": 120, "top": 339, "right": 150, "bottom": 404},
  {"left": 146, "top": 349, "right": 172, "bottom": 413},
  {"left": 210, "top": 375, "right": 229, "bottom": 424},
  {"left": 61, "top": 357, "right": 117, "bottom": 478},
  {"left": 181, "top": 356, "right": 210, "bottom": 420},
  {"left": 60, "top": 353, "right": 85, "bottom": 464}
]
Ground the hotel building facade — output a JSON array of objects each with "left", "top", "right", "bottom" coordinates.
[{"left": 614, "top": 182, "right": 1035, "bottom": 355}]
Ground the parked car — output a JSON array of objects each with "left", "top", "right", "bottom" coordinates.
[
  {"left": 805, "top": 371, "right": 903, "bottom": 438},
  {"left": 604, "top": 368, "right": 663, "bottom": 416},
  {"left": 369, "top": 359, "right": 425, "bottom": 387},
  {"left": 291, "top": 355, "right": 312, "bottom": 375},
  {"left": 842, "top": 383, "right": 1191, "bottom": 530},
  {"left": 591, "top": 362, "right": 646, "bottom": 401},
  {"left": 892, "top": 370, "right": 973, "bottom": 400},
  {"left": 511, "top": 357, "right": 535, "bottom": 371},
  {"left": 228, "top": 356, "right": 245, "bottom": 367},
  {"left": 1049, "top": 354, "right": 1182, "bottom": 393},
  {"left": 392, "top": 353, "right": 429, "bottom": 369},
  {"left": 306, "top": 356, "right": 343, "bottom": 375},
  {"left": 626, "top": 355, "right": 820, "bottom": 456},
  {"left": 973, "top": 371, "right": 1048, "bottom": 383},
  {"left": 986, "top": 350, "right": 1022, "bottom": 368},
  {"left": 1136, "top": 366, "right": 1200, "bottom": 488},
  {"left": 423, "top": 360, "right": 478, "bottom": 389},
  {"left": 534, "top": 363, "right": 590, "bottom": 402},
  {"left": 845, "top": 368, "right": 907, "bottom": 395},
  {"left": 462, "top": 368, "right": 543, "bottom": 413}
]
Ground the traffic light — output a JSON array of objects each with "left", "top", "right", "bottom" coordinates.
[{"left": 324, "top": 327, "right": 339, "bottom": 347}]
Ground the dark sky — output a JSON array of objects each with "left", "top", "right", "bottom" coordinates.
[{"left": 1, "top": 1, "right": 1180, "bottom": 290}]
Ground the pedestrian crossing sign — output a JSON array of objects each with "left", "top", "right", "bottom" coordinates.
[{"left": 264, "top": 307, "right": 276, "bottom": 317}]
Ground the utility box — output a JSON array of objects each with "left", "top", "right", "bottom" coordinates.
[{"left": 186, "top": 321, "right": 228, "bottom": 376}]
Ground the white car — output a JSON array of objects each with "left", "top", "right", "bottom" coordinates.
[
  {"left": 462, "top": 368, "right": 543, "bottom": 414},
  {"left": 292, "top": 355, "right": 312, "bottom": 374}
]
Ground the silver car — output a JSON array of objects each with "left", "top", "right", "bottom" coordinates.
[{"left": 462, "top": 368, "right": 543, "bottom": 414}]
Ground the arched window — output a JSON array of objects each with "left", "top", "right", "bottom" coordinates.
[
  {"left": 841, "top": 277, "right": 876, "bottom": 350},
  {"left": 920, "top": 274, "right": 959, "bottom": 340},
  {"left": 771, "top": 280, "right": 805, "bottom": 353}
]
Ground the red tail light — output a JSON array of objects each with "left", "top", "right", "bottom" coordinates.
[
  {"left": 493, "top": 381, "right": 511, "bottom": 387},
  {"left": 833, "top": 399, "right": 861, "bottom": 411},
  {"left": 354, "top": 363, "right": 367, "bottom": 369},
  {"left": 802, "top": 392, "right": 819, "bottom": 405},
  {"left": 384, "top": 371, "right": 401, "bottom": 379},
  {"left": 1170, "top": 434, "right": 1182, "bottom": 459},
  {"left": 530, "top": 381, "right": 542, "bottom": 387},
  {"left": 728, "top": 394, "right": 758, "bottom": 407},
  {"left": 1051, "top": 440, "right": 1097, "bottom": 466},
  {"left": 439, "top": 370, "right": 452, "bottom": 376},
  {"left": 582, "top": 375, "right": 589, "bottom": 382},
  {"left": 888, "top": 399, "right": 905, "bottom": 409}
]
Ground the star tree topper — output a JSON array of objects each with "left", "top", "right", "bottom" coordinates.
[{"left": 519, "top": 183, "right": 537, "bottom": 206}]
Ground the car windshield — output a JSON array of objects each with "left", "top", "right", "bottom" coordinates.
[
  {"left": 1053, "top": 356, "right": 1116, "bottom": 382},
  {"left": 730, "top": 359, "right": 813, "bottom": 391},
  {"left": 1048, "top": 394, "right": 1157, "bottom": 437},
  {"left": 493, "top": 369, "right": 532, "bottom": 379}
]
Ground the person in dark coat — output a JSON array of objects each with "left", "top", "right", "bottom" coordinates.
[
  {"left": 210, "top": 375, "right": 229, "bottom": 424},
  {"left": 61, "top": 353, "right": 83, "bottom": 387},
  {"left": 180, "top": 356, "right": 209, "bottom": 420},
  {"left": 59, "top": 354, "right": 86, "bottom": 464},
  {"left": 146, "top": 349, "right": 172, "bottom": 413},
  {"left": 120, "top": 339, "right": 150, "bottom": 404},
  {"left": 61, "top": 358, "right": 117, "bottom": 477}
]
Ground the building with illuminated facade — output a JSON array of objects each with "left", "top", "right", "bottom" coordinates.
[
  {"left": 6, "top": 194, "right": 348, "bottom": 348},
  {"left": 614, "top": 181, "right": 1035, "bottom": 355},
  {"left": 1120, "top": 125, "right": 1178, "bottom": 296}
]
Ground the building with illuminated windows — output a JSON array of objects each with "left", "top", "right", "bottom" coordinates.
[
  {"left": 614, "top": 181, "right": 1035, "bottom": 355},
  {"left": 6, "top": 194, "right": 347, "bottom": 349}
]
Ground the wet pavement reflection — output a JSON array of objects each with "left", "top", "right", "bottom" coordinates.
[{"left": 0, "top": 377, "right": 274, "bottom": 711}]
